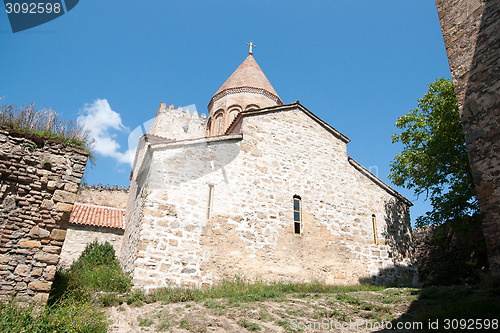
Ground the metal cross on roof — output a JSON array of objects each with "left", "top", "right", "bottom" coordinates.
[{"left": 246, "top": 41, "right": 256, "bottom": 55}]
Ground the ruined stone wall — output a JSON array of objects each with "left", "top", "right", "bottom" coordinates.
[
  {"left": 412, "top": 216, "right": 489, "bottom": 286},
  {"left": 435, "top": 0, "right": 500, "bottom": 275},
  {"left": 58, "top": 225, "right": 124, "bottom": 270},
  {"left": 0, "top": 129, "right": 88, "bottom": 304},
  {"left": 76, "top": 184, "right": 128, "bottom": 209},
  {"left": 124, "top": 107, "right": 416, "bottom": 290}
]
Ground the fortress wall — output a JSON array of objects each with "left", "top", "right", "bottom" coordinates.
[
  {"left": 435, "top": 0, "right": 500, "bottom": 275},
  {"left": 0, "top": 129, "right": 88, "bottom": 305},
  {"left": 76, "top": 184, "right": 129, "bottom": 209}
]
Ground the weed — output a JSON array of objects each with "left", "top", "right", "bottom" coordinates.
[
  {"left": 335, "top": 293, "right": 360, "bottom": 305},
  {"left": 179, "top": 317, "right": 192, "bottom": 330},
  {"left": 126, "top": 290, "right": 144, "bottom": 307},
  {"left": 138, "top": 316, "right": 154, "bottom": 327},
  {"left": 276, "top": 319, "right": 292, "bottom": 330},
  {"left": 0, "top": 296, "right": 108, "bottom": 333},
  {"left": 258, "top": 310, "right": 274, "bottom": 322},
  {"left": 204, "top": 300, "right": 225, "bottom": 309},
  {"left": 157, "top": 317, "right": 171, "bottom": 331},
  {"left": 240, "top": 319, "right": 261, "bottom": 331},
  {"left": 0, "top": 102, "right": 93, "bottom": 155}
]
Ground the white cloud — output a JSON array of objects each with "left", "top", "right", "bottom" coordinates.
[{"left": 78, "top": 99, "right": 135, "bottom": 165}]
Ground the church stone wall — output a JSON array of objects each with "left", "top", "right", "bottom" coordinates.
[
  {"left": 435, "top": 0, "right": 500, "bottom": 275},
  {"left": 0, "top": 129, "right": 88, "bottom": 304},
  {"left": 123, "top": 107, "right": 416, "bottom": 290}
]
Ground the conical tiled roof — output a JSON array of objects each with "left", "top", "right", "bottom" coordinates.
[{"left": 214, "top": 55, "right": 280, "bottom": 98}]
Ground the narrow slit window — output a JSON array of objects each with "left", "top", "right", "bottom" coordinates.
[
  {"left": 216, "top": 117, "right": 223, "bottom": 135},
  {"left": 293, "top": 196, "right": 302, "bottom": 234},
  {"left": 372, "top": 214, "right": 378, "bottom": 245},
  {"left": 207, "top": 185, "right": 214, "bottom": 220}
]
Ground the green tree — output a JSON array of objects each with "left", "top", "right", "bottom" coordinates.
[{"left": 389, "top": 78, "right": 478, "bottom": 226}]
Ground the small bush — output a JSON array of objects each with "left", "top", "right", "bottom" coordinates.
[{"left": 67, "top": 240, "right": 131, "bottom": 294}]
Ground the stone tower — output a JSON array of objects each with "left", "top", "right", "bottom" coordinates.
[
  {"left": 148, "top": 102, "right": 207, "bottom": 140},
  {"left": 206, "top": 54, "right": 283, "bottom": 136}
]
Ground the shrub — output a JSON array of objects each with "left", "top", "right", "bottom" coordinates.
[
  {"left": 67, "top": 240, "right": 131, "bottom": 294},
  {"left": 49, "top": 240, "right": 131, "bottom": 308}
]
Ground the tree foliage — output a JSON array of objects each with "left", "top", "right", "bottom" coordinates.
[{"left": 389, "top": 78, "right": 478, "bottom": 226}]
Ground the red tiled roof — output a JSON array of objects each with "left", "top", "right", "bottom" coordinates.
[
  {"left": 69, "top": 203, "right": 125, "bottom": 230},
  {"left": 215, "top": 55, "right": 280, "bottom": 98}
]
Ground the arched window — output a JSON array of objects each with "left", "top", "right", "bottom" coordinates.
[
  {"left": 372, "top": 214, "right": 378, "bottom": 245},
  {"left": 216, "top": 115, "right": 223, "bottom": 135},
  {"left": 293, "top": 195, "right": 302, "bottom": 235},
  {"left": 245, "top": 104, "right": 260, "bottom": 111},
  {"left": 228, "top": 106, "right": 241, "bottom": 122}
]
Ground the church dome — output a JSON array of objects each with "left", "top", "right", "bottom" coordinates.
[{"left": 207, "top": 50, "right": 282, "bottom": 136}]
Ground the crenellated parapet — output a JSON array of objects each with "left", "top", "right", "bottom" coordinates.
[
  {"left": 76, "top": 184, "right": 129, "bottom": 209},
  {"left": 148, "top": 102, "right": 207, "bottom": 140},
  {"left": 80, "top": 183, "right": 129, "bottom": 192}
]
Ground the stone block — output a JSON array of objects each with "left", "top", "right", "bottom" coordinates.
[
  {"left": 34, "top": 252, "right": 59, "bottom": 265},
  {"left": 55, "top": 202, "right": 73, "bottom": 212},
  {"left": 44, "top": 265, "right": 56, "bottom": 281},
  {"left": 19, "top": 241, "right": 42, "bottom": 248},
  {"left": 53, "top": 190, "right": 76, "bottom": 204},
  {"left": 14, "top": 264, "right": 30, "bottom": 277},
  {"left": 64, "top": 183, "right": 79, "bottom": 193},
  {"left": 0, "top": 254, "right": 9, "bottom": 264},
  {"left": 40, "top": 199, "right": 54, "bottom": 210},
  {"left": 15, "top": 282, "right": 27, "bottom": 291},
  {"left": 28, "top": 226, "right": 50, "bottom": 239},
  {"left": 31, "top": 268, "right": 43, "bottom": 277},
  {"left": 47, "top": 181, "right": 57, "bottom": 191},
  {"left": 49, "top": 229, "right": 66, "bottom": 241},
  {"left": 42, "top": 246, "right": 60, "bottom": 254},
  {"left": 33, "top": 292, "right": 50, "bottom": 305}
]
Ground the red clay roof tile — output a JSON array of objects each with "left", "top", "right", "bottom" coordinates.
[{"left": 69, "top": 203, "right": 125, "bottom": 230}]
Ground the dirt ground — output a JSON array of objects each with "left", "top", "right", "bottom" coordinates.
[{"left": 107, "top": 288, "right": 417, "bottom": 333}]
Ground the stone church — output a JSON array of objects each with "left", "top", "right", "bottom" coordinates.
[{"left": 108, "top": 47, "right": 417, "bottom": 290}]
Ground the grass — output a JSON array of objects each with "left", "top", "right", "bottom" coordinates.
[
  {"left": 0, "top": 102, "right": 94, "bottom": 157},
  {"left": 132, "top": 278, "right": 386, "bottom": 306},
  {"left": 240, "top": 319, "right": 261, "bottom": 331},
  {"left": 2, "top": 243, "right": 499, "bottom": 333},
  {"left": 137, "top": 316, "right": 154, "bottom": 327},
  {"left": 0, "top": 294, "right": 107, "bottom": 333}
]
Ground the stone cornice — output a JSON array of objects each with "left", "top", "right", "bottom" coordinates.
[{"left": 208, "top": 86, "right": 283, "bottom": 112}]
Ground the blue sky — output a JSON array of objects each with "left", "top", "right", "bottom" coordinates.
[{"left": 0, "top": 1, "right": 452, "bottom": 225}]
